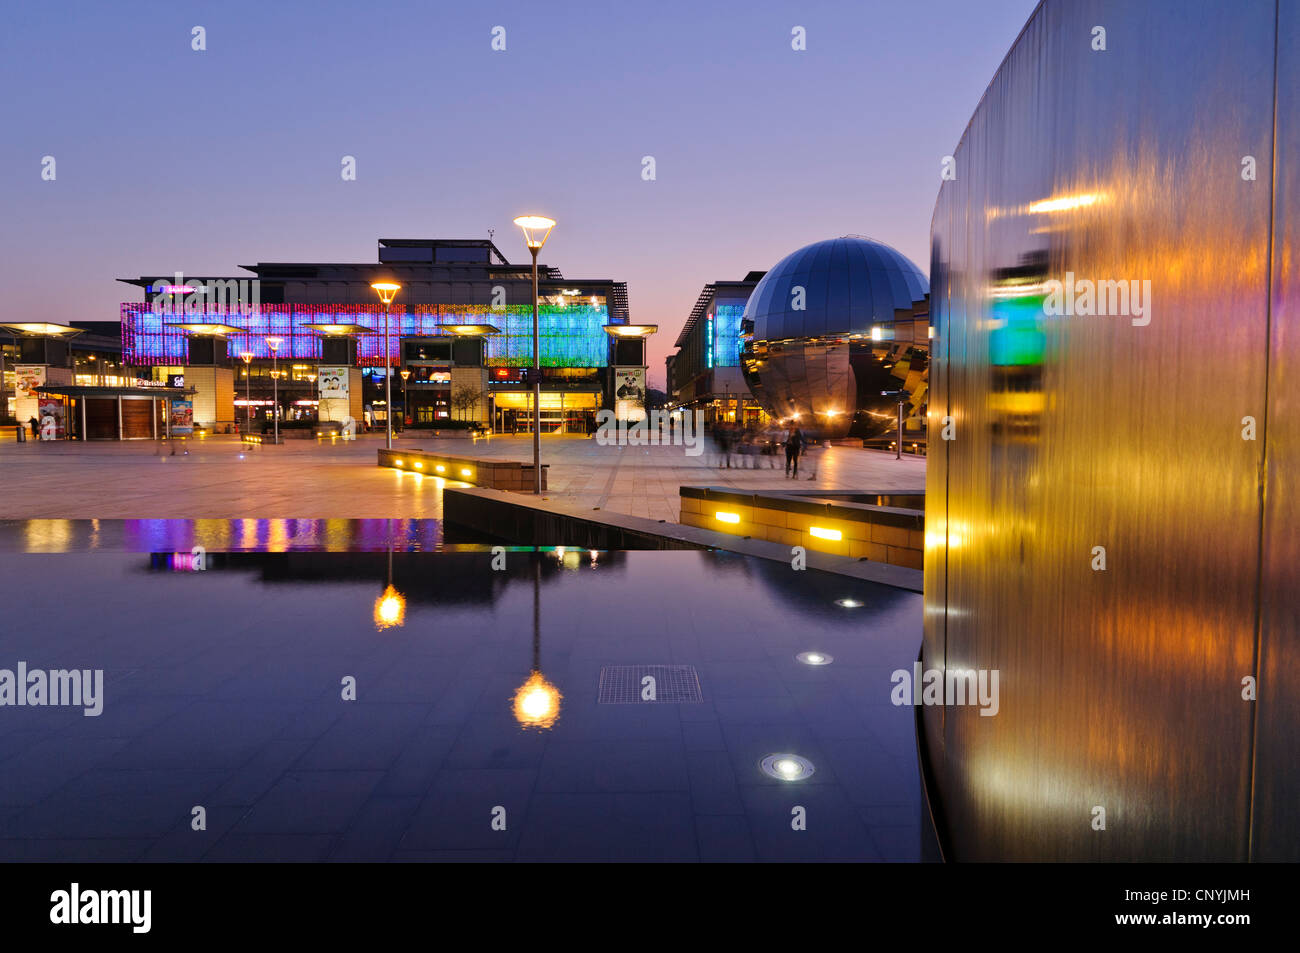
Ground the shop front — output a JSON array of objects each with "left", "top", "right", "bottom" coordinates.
[
  {"left": 34, "top": 384, "right": 193, "bottom": 440},
  {"left": 492, "top": 389, "right": 599, "bottom": 435}
]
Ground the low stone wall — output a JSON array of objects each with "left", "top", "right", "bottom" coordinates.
[
  {"left": 377, "top": 448, "right": 547, "bottom": 491},
  {"left": 679, "top": 486, "right": 924, "bottom": 569}
]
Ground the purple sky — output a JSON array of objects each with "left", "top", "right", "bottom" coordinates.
[{"left": 1, "top": 0, "right": 1035, "bottom": 388}]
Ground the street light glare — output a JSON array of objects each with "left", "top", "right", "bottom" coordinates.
[{"left": 513, "top": 215, "right": 556, "bottom": 249}]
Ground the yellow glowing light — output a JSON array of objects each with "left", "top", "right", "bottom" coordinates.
[
  {"left": 460, "top": 468, "right": 472, "bottom": 477},
  {"left": 809, "top": 526, "right": 842, "bottom": 541},
  {"left": 370, "top": 280, "right": 402, "bottom": 305},
  {"left": 435, "top": 465, "right": 445, "bottom": 473},
  {"left": 512, "top": 671, "right": 563, "bottom": 729},
  {"left": 373, "top": 585, "right": 406, "bottom": 630},
  {"left": 394, "top": 459, "right": 404, "bottom": 467},
  {"left": 1027, "top": 192, "right": 1101, "bottom": 214},
  {"left": 715, "top": 511, "right": 741, "bottom": 524},
  {"left": 513, "top": 215, "right": 556, "bottom": 249},
  {"left": 870, "top": 326, "right": 883, "bottom": 341},
  {"left": 413, "top": 462, "right": 423, "bottom": 469}
]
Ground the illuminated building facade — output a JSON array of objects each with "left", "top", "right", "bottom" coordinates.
[
  {"left": 739, "top": 237, "right": 930, "bottom": 441},
  {"left": 117, "top": 239, "right": 642, "bottom": 432},
  {"left": 668, "top": 273, "right": 770, "bottom": 427},
  {"left": 924, "top": 0, "right": 1298, "bottom": 861}
]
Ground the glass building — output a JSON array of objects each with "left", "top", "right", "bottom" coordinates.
[
  {"left": 116, "top": 239, "right": 647, "bottom": 434},
  {"left": 667, "top": 272, "right": 769, "bottom": 427}
]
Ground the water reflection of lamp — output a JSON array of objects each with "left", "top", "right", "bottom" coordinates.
[
  {"left": 373, "top": 523, "right": 406, "bottom": 630},
  {"left": 512, "top": 554, "right": 562, "bottom": 729}
]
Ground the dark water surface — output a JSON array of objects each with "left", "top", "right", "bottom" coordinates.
[{"left": 0, "top": 524, "right": 925, "bottom": 861}]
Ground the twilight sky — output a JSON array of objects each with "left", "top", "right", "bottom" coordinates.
[{"left": 0, "top": 0, "right": 1036, "bottom": 387}]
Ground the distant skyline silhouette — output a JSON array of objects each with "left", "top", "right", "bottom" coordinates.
[{"left": 0, "top": 0, "right": 1035, "bottom": 387}]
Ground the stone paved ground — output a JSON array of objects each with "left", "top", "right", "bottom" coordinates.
[{"left": 0, "top": 433, "right": 925, "bottom": 521}]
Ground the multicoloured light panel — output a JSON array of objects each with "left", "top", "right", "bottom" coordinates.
[{"left": 120, "top": 303, "right": 613, "bottom": 367}]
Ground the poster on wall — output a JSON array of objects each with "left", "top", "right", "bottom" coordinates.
[
  {"left": 614, "top": 367, "right": 647, "bottom": 422},
  {"left": 318, "top": 366, "right": 349, "bottom": 400},
  {"left": 169, "top": 400, "right": 194, "bottom": 436},
  {"left": 37, "top": 397, "right": 65, "bottom": 440},
  {"left": 15, "top": 365, "right": 45, "bottom": 399}
]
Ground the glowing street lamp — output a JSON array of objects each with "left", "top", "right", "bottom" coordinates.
[
  {"left": 512, "top": 215, "right": 555, "bottom": 494},
  {"left": 239, "top": 351, "right": 254, "bottom": 434},
  {"left": 371, "top": 281, "right": 402, "bottom": 450},
  {"left": 399, "top": 368, "right": 410, "bottom": 428},
  {"left": 266, "top": 337, "right": 283, "bottom": 444}
]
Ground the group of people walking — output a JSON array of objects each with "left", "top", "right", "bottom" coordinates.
[{"left": 709, "top": 421, "right": 818, "bottom": 479}]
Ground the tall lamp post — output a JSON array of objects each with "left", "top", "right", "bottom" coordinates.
[
  {"left": 266, "top": 336, "right": 282, "bottom": 444},
  {"left": 240, "top": 351, "right": 253, "bottom": 434},
  {"left": 371, "top": 281, "right": 402, "bottom": 450},
  {"left": 512, "top": 215, "right": 556, "bottom": 494}
]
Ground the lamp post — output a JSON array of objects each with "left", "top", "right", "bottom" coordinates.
[
  {"left": 266, "top": 337, "right": 283, "bottom": 444},
  {"left": 240, "top": 351, "right": 253, "bottom": 434},
  {"left": 371, "top": 281, "right": 402, "bottom": 450},
  {"left": 512, "top": 215, "right": 556, "bottom": 494}
]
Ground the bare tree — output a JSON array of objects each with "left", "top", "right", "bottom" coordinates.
[{"left": 451, "top": 384, "right": 484, "bottom": 421}]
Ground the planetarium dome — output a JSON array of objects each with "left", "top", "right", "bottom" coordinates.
[{"left": 741, "top": 236, "right": 930, "bottom": 439}]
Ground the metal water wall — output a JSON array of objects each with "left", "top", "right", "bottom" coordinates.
[{"left": 924, "top": 0, "right": 1296, "bottom": 861}]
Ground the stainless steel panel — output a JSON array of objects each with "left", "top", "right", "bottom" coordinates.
[
  {"left": 1252, "top": 0, "right": 1299, "bottom": 862},
  {"left": 925, "top": 0, "right": 1285, "bottom": 861}
]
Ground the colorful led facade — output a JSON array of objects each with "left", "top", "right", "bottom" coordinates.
[{"left": 121, "top": 302, "right": 611, "bottom": 367}]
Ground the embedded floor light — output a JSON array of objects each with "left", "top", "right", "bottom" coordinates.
[
  {"left": 835, "top": 598, "right": 863, "bottom": 608},
  {"left": 796, "top": 652, "right": 834, "bottom": 666},
  {"left": 809, "top": 526, "right": 842, "bottom": 541},
  {"left": 715, "top": 511, "right": 741, "bottom": 524},
  {"left": 760, "top": 754, "right": 815, "bottom": 781}
]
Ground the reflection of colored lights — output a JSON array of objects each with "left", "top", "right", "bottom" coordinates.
[
  {"left": 1027, "top": 192, "right": 1101, "bottom": 214},
  {"left": 373, "top": 585, "right": 406, "bottom": 630},
  {"left": 715, "top": 511, "right": 740, "bottom": 524},
  {"left": 809, "top": 526, "right": 841, "bottom": 541},
  {"left": 512, "top": 671, "right": 562, "bottom": 729}
]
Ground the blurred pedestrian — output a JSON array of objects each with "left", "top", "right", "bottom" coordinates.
[{"left": 784, "top": 423, "right": 804, "bottom": 478}]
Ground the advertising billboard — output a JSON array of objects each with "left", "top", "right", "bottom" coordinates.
[
  {"left": 614, "top": 367, "right": 646, "bottom": 422},
  {"left": 169, "top": 400, "right": 194, "bottom": 436}
]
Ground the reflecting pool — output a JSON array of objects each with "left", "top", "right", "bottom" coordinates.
[{"left": 0, "top": 540, "right": 927, "bottom": 861}]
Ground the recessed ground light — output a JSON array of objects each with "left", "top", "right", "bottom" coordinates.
[
  {"left": 796, "top": 651, "right": 834, "bottom": 666},
  {"left": 413, "top": 462, "right": 423, "bottom": 469},
  {"left": 835, "top": 598, "right": 863, "bottom": 608},
  {"left": 809, "top": 526, "right": 842, "bottom": 541},
  {"left": 715, "top": 511, "right": 740, "bottom": 524},
  {"left": 460, "top": 468, "right": 472, "bottom": 477},
  {"left": 393, "top": 459, "right": 403, "bottom": 467},
  {"left": 760, "top": 753, "right": 815, "bottom": 781},
  {"left": 435, "top": 465, "right": 445, "bottom": 472}
]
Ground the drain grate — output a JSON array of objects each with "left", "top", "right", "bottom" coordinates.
[{"left": 598, "top": 665, "right": 703, "bottom": 704}]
